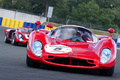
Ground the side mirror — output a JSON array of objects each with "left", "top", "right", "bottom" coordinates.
[
  {"left": 108, "top": 28, "right": 114, "bottom": 33},
  {"left": 35, "top": 21, "right": 41, "bottom": 25},
  {"left": 35, "top": 21, "right": 41, "bottom": 30},
  {"left": 47, "top": 24, "right": 53, "bottom": 28},
  {"left": 108, "top": 28, "right": 114, "bottom": 38}
]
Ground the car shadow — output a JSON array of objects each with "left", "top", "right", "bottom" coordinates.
[
  {"left": 35, "top": 64, "right": 100, "bottom": 76},
  {"left": 12, "top": 43, "right": 27, "bottom": 47}
]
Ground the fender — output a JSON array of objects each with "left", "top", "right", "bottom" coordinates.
[
  {"left": 94, "top": 38, "right": 116, "bottom": 67},
  {"left": 95, "top": 39, "right": 116, "bottom": 55},
  {"left": 28, "top": 31, "right": 51, "bottom": 48}
]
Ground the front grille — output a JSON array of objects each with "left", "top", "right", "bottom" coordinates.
[{"left": 45, "top": 57, "right": 95, "bottom": 66}]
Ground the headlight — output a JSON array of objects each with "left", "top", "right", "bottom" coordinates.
[
  {"left": 100, "top": 48, "right": 112, "bottom": 64},
  {"left": 25, "top": 34, "right": 29, "bottom": 39},
  {"left": 18, "top": 34, "right": 24, "bottom": 41},
  {"left": 32, "top": 41, "right": 42, "bottom": 57}
]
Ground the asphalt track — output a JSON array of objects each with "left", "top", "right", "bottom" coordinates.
[{"left": 0, "top": 26, "right": 120, "bottom": 80}]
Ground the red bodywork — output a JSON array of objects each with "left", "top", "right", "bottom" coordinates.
[
  {"left": 27, "top": 25, "right": 116, "bottom": 70},
  {"left": 3, "top": 28, "right": 50, "bottom": 45},
  {"left": 3, "top": 28, "right": 29, "bottom": 44}
]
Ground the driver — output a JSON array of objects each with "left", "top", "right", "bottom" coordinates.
[{"left": 59, "top": 28, "right": 77, "bottom": 39}]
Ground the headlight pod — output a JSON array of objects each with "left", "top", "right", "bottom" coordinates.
[
  {"left": 100, "top": 48, "right": 112, "bottom": 64},
  {"left": 18, "top": 34, "right": 24, "bottom": 41},
  {"left": 25, "top": 34, "right": 29, "bottom": 39},
  {"left": 32, "top": 41, "right": 42, "bottom": 57}
]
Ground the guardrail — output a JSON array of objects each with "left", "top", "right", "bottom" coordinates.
[
  {"left": 113, "top": 38, "right": 120, "bottom": 48},
  {"left": 0, "top": 17, "right": 57, "bottom": 30}
]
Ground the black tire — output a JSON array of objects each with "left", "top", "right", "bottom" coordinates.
[
  {"left": 99, "top": 66, "right": 115, "bottom": 76},
  {"left": 11, "top": 35, "right": 18, "bottom": 45},
  {"left": 4, "top": 33, "right": 11, "bottom": 43},
  {"left": 26, "top": 55, "right": 40, "bottom": 68}
]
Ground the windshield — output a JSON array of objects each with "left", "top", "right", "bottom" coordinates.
[
  {"left": 18, "top": 28, "right": 33, "bottom": 33},
  {"left": 50, "top": 27, "right": 98, "bottom": 42}
]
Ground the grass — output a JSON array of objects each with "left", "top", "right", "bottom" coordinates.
[
  {"left": 91, "top": 29, "right": 117, "bottom": 38},
  {"left": 43, "top": 22, "right": 63, "bottom": 27}
]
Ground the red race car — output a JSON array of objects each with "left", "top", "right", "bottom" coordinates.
[
  {"left": 26, "top": 25, "right": 116, "bottom": 76},
  {"left": 3, "top": 27, "right": 33, "bottom": 45}
]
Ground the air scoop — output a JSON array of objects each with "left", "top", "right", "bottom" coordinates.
[
  {"left": 55, "top": 39, "right": 89, "bottom": 48},
  {"left": 65, "top": 42, "right": 89, "bottom": 48}
]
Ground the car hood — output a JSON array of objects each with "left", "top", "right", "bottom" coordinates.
[
  {"left": 45, "top": 39, "right": 99, "bottom": 59},
  {"left": 21, "top": 32, "right": 30, "bottom": 35}
]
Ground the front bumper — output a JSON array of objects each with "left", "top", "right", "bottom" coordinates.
[
  {"left": 27, "top": 50, "right": 116, "bottom": 70},
  {"left": 16, "top": 38, "right": 28, "bottom": 44}
]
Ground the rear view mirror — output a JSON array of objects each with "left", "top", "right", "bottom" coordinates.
[
  {"left": 35, "top": 21, "right": 41, "bottom": 30},
  {"left": 108, "top": 28, "right": 114, "bottom": 38},
  {"left": 35, "top": 21, "right": 41, "bottom": 25},
  {"left": 108, "top": 28, "right": 114, "bottom": 33},
  {"left": 47, "top": 24, "right": 53, "bottom": 28}
]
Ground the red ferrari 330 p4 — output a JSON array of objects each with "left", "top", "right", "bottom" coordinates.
[
  {"left": 3, "top": 28, "right": 34, "bottom": 45},
  {"left": 26, "top": 25, "right": 116, "bottom": 76}
]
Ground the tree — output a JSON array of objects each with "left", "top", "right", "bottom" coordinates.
[
  {"left": 12, "top": 0, "right": 31, "bottom": 12},
  {"left": 2, "top": 0, "right": 12, "bottom": 9},
  {"left": 29, "top": 0, "right": 57, "bottom": 16},
  {"left": 67, "top": 1, "right": 99, "bottom": 23},
  {"left": 1, "top": 0, "right": 120, "bottom": 28},
  {"left": 41, "top": 0, "right": 58, "bottom": 17},
  {"left": 53, "top": 0, "right": 69, "bottom": 18},
  {"left": 0, "top": 0, "right": 3, "bottom": 8},
  {"left": 98, "top": 8, "right": 117, "bottom": 27}
]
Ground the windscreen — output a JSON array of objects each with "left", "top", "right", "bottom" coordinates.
[
  {"left": 19, "top": 28, "right": 33, "bottom": 33},
  {"left": 52, "top": 27, "right": 95, "bottom": 42}
]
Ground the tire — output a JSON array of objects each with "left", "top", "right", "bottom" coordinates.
[
  {"left": 4, "top": 33, "right": 11, "bottom": 43},
  {"left": 26, "top": 55, "right": 40, "bottom": 68},
  {"left": 99, "top": 66, "right": 115, "bottom": 76},
  {"left": 11, "top": 35, "right": 18, "bottom": 45}
]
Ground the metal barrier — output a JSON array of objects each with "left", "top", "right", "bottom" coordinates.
[{"left": 0, "top": 17, "right": 3, "bottom": 25}]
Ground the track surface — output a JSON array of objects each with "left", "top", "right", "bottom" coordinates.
[{"left": 0, "top": 26, "right": 120, "bottom": 80}]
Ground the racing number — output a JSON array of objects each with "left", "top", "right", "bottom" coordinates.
[{"left": 54, "top": 47, "right": 62, "bottom": 51}]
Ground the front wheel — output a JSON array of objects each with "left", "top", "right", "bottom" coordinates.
[
  {"left": 5, "top": 33, "right": 10, "bottom": 43},
  {"left": 11, "top": 35, "right": 18, "bottom": 45},
  {"left": 26, "top": 55, "right": 40, "bottom": 68},
  {"left": 99, "top": 66, "right": 115, "bottom": 76}
]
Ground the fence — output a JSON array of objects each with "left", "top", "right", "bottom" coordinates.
[{"left": 49, "top": 17, "right": 120, "bottom": 37}]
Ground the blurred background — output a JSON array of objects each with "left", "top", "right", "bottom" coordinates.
[{"left": 0, "top": 0, "right": 120, "bottom": 38}]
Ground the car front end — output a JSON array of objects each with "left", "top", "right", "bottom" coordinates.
[
  {"left": 26, "top": 25, "right": 116, "bottom": 76},
  {"left": 27, "top": 39, "right": 116, "bottom": 70},
  {"left": 15, "top": 33, "right": 29, "bottom": 44}
]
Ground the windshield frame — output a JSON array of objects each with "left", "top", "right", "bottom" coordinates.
[{"left": 48, "top": 26, "right": 99, "bottom": 43}]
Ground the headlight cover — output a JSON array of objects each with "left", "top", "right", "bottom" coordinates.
[
  {"left": 32, "top": 41, "right": 42, "bottom": 57},
  {"left": 25, "top": 34, "right": 29, "bottom": 39},
  {"left": 100, "top": 48, "right": 112, "bottom": 64},
  {"left": 18, "top": 34, "right": 24, "bottom": 41}
]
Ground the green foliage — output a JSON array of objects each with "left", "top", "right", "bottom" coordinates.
[
  {"left": 53, "top": 0, "right": 69, "bottom": 18},
  {"left": 12, "top": 0, "right": 31, "bottom": 11},
  {"left": 68, "top": 1, "right": 100, "bottom": 23},
  {"left": 0, "top": 0, "right": 3, "bottom": 7},
  {"left": 0, "top": 0, "right": 120, "bottom": 29},
  {"left": 2, "top": 0, "right": 12, "bottom": 9},
  {"left": 67, "top": 0, "right": 120, "bottom": 28}
]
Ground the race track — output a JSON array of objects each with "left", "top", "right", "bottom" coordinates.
[{"left": 0, "top": 26, "right": 120, "bottom": 80}]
